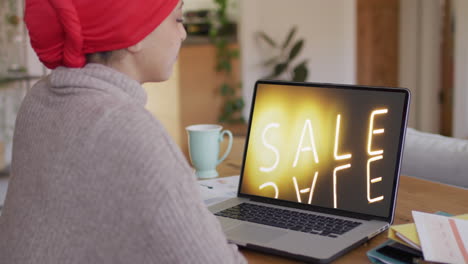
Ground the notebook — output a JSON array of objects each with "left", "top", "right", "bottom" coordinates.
[{"left": 209, "top": 80, "right": 411, "bottom": 263}]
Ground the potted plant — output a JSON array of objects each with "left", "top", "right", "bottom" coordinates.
[
  {"left": 210, "top": 0, "right": 245, "bottom": 132},
  {"left": 257, "top": 26, "right": 309, "bottom": 82}
]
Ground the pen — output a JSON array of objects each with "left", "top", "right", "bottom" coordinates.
[{"left": 200, "top": 184, "right": 213, "bottom": 189}]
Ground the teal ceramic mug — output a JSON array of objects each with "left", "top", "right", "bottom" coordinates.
[{"left": 186, "top": 124, "right": 233, "bottom": 179}]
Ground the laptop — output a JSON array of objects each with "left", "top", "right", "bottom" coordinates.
[{"left": 209, "top": 80, "right": 411, "bottom": 263}]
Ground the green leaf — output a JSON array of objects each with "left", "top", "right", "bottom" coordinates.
[
  {"left": 263, "top": 56, "right": 279, "bottom": 67},
  {"left": 229, "top": 49, "right": 240, "bottom": 59},
  {"left": 215, "top": 39, "right": 228, "bottom": 50},
  {"left": 224, "top": 101, "right": 234, "bottom": 114},
  {"left": 288, "top": 40, "right": 304, "bottom": 61},
  {"left": 217, "top": 60, "right": 231, "bottom": 73},
  {"left": 273, "top": 63, "right": 288, "bottom": 77},
  {"left": 233, "top": 98, "right": 244, "bottom": 110},
  {"left": 215, "top": 0, "right": 228, "bottom": 10},
  {"left": 220, "top": 84, "right": 232, "bottom": 96},
  {"left": 257, "top": 32, "right": 277, "bottom": 47},
  {"left": 222, "top": 60, "right": 231, "bottom": 72},
  {"left": 219, "top": 109, "right": 230, "bottom": 122},
  {"left": 220, "top": 17, "right": 229, "bottom": 26},
  {"left": 292, "top": 61, "right": 308, "bottom": 82},
  {"left": 282, "top": 26, "right": 297, "bottom": 49},
  {"left": 209, "top": 27, "right": 218, "bottom": 38}
]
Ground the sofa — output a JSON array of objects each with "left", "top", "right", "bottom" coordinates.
[{"left": 401, "top": 128, "right": 468, "bottom": 189}]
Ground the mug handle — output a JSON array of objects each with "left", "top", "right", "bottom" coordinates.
[{"left": 217, "top": 130, "right": 233, "bottom": 165}]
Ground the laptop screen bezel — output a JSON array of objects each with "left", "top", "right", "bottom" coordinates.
[{"left": 237, "top": 80, "right": 411, "bottom": 224}]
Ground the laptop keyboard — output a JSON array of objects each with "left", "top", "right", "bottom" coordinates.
[{"left": 215, "top": 203, "right": 362, "bottom": 238}]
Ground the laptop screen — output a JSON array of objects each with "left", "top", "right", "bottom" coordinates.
[{"left": 239, "top": 81, "right": 410, "bottom": 219}]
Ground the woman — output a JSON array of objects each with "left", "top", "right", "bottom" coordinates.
[{"left": 0, "top": 0, "right": 246, "bottom": 263}]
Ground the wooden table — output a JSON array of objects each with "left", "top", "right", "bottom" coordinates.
[{"left": 216, "top": 137, "right": 468, "bottom": 263}]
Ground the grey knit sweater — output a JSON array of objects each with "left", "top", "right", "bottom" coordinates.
[{"left": 0, "top": 64, "right": 246, "bottom": 264}]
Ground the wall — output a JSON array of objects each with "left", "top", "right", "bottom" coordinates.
[
  {"left": 239, "top": 0, "right": 356, "bottom": 119},
  {"left": 184, "top": 0, "right": 239, "bottom": 21},
  {"left": 143, "top": 64, "right": 181, "bottom": 145},
  {"left": 239, "top": 1, "right": 450, "bottom": 135},
  {"left": 184, "top": 0, "right": 215, "bottom": 10},
  {"left": 454, "top": 0, "right": 468, "bottom": 138}
]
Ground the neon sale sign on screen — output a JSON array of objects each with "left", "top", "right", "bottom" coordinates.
[{"left": 241, "top": 83, "right": 407, "bottom": 217}]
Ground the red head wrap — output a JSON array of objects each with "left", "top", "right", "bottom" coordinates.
[{"left": 25, "top": 0, "right": 179, "bottom": 69}]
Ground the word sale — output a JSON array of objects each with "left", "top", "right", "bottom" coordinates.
[{"left": 257, "top": 109, "right": 388, "bottom": 208}]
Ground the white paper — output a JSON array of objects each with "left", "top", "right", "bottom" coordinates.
[
  {"left": 198, "top": 175, "right": 239, "bottom": 206},
  {"left": 413, "top": 211, "right": 468, "bottom": 264}
]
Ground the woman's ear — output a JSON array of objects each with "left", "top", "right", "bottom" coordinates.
[{"left": 127, "top": 41, "right": 143, "bottom": 54}]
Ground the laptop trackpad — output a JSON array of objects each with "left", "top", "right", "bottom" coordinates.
[{"left": 226, "top": 223, "right": 288, "bottom": 244}]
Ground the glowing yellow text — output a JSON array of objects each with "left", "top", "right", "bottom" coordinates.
[
  {"left": 260, "top": 123, "right": 280, "bottom": 172},
  {"left": 367, "top": 109, "right": 388, "bottom": 156},
  {"left": 333, "top": 164, "right": 351, "bottom": 208},
  {"left": 334, "top": 114, "right": 352, "bottom": 160},
  {"left": 366, "top": 109, "right": 388, "bottom": 203},
  {"left": 293, "top": 119, "right": 319, "bottom": 167},
  {"left": 292, "top": 171, "right": 319, "bottom": 204},
  {"left": 259, "top": 182, "right": 279, "bottom": 199},
  {"left": 255, "top": 109, "right": 388, "bottom": 207},
  {"left": 333, "top": 114, "right": 352, "bottom": 208}
]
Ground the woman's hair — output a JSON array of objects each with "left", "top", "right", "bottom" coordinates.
[
  {"left": 85, "top": 50, "right": 126, "bottom": 65},
  {"left": 86, "top": 51, "right": 114, "bottom": 65}
]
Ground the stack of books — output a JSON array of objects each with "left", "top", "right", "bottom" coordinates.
[{"left": 367, "top": 212, "right": 468, "bottom": 264}]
